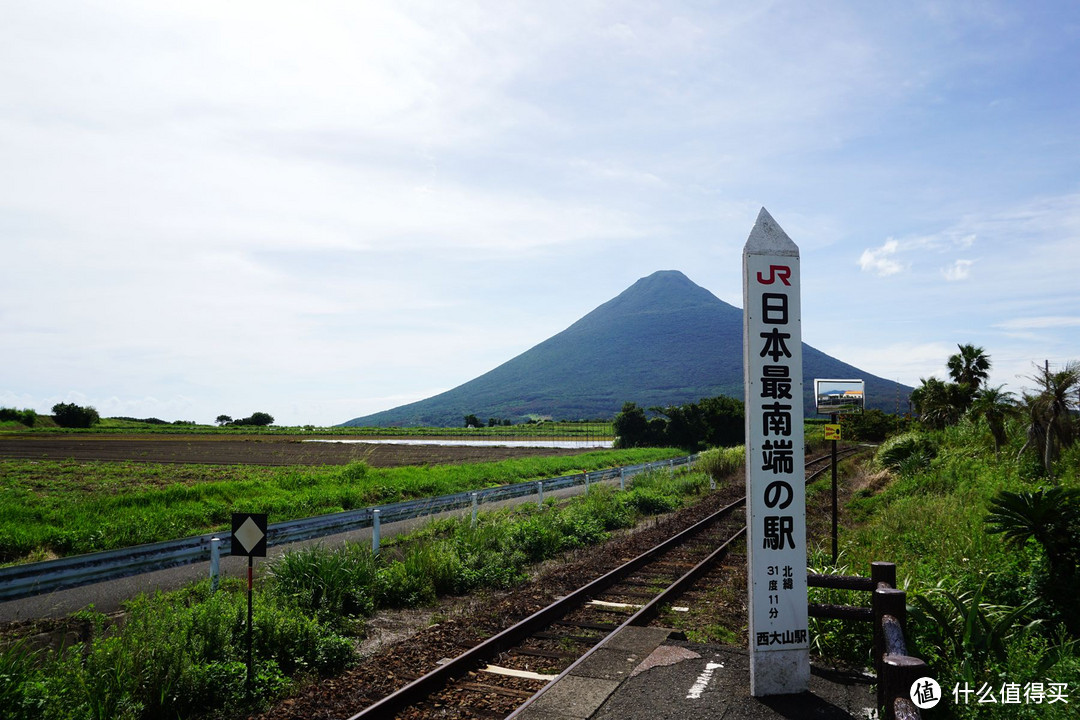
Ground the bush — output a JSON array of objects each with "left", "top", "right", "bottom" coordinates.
[
  {"left": 0, "top": 407, "right": 36, "bottom": 427},
  {"left": 231, "top": 412, "right": 274, "bottom": 427},
  {"left": 843, "top": 409, "right": 907, "bottom": 442},
  {"left": 51, "top": 402, "right": 99, "bottom": 428},
  {"left": 626, "top": 489, "right": 680, "bottom": 514},
  {"left": 874, "top": 432, "right": 937, "bottom": 474},
  {"left": 0, "top": 640, "right": 41, "bottom": 720},
  {"left": 267, "top": 543, "right": 378, "bottom": 622},
  {"left": 28, "top": 582, "right": 355, "bottom": 720},
  {"left": 615, "top": 396, "right": 744, "bottom": 450},
  {"left": 696, "top": 446, "right": 744, "bottom": 484}
]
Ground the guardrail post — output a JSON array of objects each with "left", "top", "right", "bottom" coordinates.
[
  {"left": 471, "top": 493, "right": 479, "bottom": 526},
  {"left": 583, "top": 471, "right": 589, "bottom": 491},
  {"left": 537, "top": 481, "right": 544, "bottom": 506},
  {"left": 372, "top": 509, "right": 381, "bottom": 555},
  {"left": 619, "top": 467, "right": 625, "bottom": 491},
  {"left": 209, "top": 537, "right": 221, "bottom": 594}
]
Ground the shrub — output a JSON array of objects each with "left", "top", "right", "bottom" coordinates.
[
  {"left": 0, "top": 640, "right": 41, "bottom": 720},
  {"left": 696, "top": 446, "right": 744, "bottom": 484},
  {"left": 0, "top": 407, "right": 36, "bottom": 427},
  {"left": 51, "top": 402, "right": 99, "bottom": 428},
  {"left": 376, "top": 561, "right": 437, "bottom": 606},
  {"left": 31, "top": 583, "right": 355, "bottom": 720},
  {"left": 626, "top": 488, "right": 680, "bottom": 514},
  {"left": 843, "top": 409, "right": 907, "bottom": 442},
  {"left": 267, "top": 543, "right": 378, "bottom": 622},
  {"left": 874, "top": 432, "right": 937, "bottom": 474}
]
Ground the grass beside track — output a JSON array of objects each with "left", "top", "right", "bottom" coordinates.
[
  {"left": 0, "top": 465, "right": 720, "bottom": 720},
  {"left": 0, "top": 448, "right": 682, "bottom": 564}
]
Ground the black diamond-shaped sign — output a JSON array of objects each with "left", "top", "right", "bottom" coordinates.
[{"left": 231, "top": 512, "right": 268, "bottom": 557}]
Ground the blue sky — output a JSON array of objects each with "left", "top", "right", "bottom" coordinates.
[{"left": 2, "top": 1, "right": 1078, "bottom": 426}]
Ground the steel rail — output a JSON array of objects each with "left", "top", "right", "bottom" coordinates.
[
  {"left": 345, "top": 495, "right": 747, "bottom": 720},
  {"left": 507, "top": 524, "right": 747, "bottom": 719},
  {"left": 341, "top": 443, "right": 871, "bottom": 719}
]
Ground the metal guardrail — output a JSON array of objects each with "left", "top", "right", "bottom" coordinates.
[{"left": 0, "top": 455, "right": 696, "bottom": 602}]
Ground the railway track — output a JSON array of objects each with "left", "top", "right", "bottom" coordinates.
[{"left": 340, "top": 445, "right": 865, "bottom": 720}]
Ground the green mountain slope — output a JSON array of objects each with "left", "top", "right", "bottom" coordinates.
[{"left": 342, "top": 270, "right": 910, "bottom": 427}]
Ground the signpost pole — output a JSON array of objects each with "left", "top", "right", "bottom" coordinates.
[
  {"left": 230, "top": 511, "right": 267, "bottom": 700},
  {"left": 742, "top": 208, "right": 810, "bottom": 696},
  {"left": 247, "top": 555, "right": 254, "bottom": 696},
  {"left": 830, "top": 412, "right": 838, "bottom": 564}
]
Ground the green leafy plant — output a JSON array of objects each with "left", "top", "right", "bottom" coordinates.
[
  {"left": 986, "top": 487, "right": 1080, "bottom": 634},
  {"left": 695, "top": 446, "right": 744, "bottom": 485},
  {"left": 874, "top": 432, "right": 937, "bottom": 475},
  {"left": 910, "top": 580, "right": 1041, "bottom": 682},
  {"left": 267, "top": 543, "right": 378, "bottom": 623},
  {"left": 0, "top": 639, "right": 42, "bottom": 720}
]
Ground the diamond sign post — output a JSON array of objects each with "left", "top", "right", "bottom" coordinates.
[
  {"left": 232, "top": 512, "right": 267, "bottom": 695},
  {"left": 742, "top": 208, "right": 810, "bottom": 695}
]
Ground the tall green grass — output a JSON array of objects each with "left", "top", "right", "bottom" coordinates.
[
  {"left": 815, "top": 416, "right": 1080, "bottom": 719},
  {"left": 696, "top": 446, "right": 744, "bottom": 483},
  {"left": 3, "top": 462, "right": 728, "bottom": 720},
  {"left": 0, "top": 579, "right": 354, "bottom": 720},
  {"left": 268, "top": 466, "right": 714, "bottom": 619},
  {"left": 0, "top": 448, "right": 681, "bottom": 563}
]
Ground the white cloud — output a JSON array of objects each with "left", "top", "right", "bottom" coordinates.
[
  {"left": 815, "top": 341, "right": 957, "bottom": 389},
  {"left": 858, "top": 240, "right": 905, "bottom": 276},
  {"left": 995, "top": 316, "right": 1080, "bottom": 330},
  {"left": 942, "top": 259, "right": 974, "bottom": 281},
  {"left": 2, "top": 2, "right": 1079, "bottom": 425}
]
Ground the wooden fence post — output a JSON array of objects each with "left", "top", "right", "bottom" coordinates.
[
  {"left": 882, "top": 654, "right": 928, "bottom": 720},
  {"left": 871, "top": 561, "right": 897, "bottom": 589},
  {"left": 873, "top": 586, "right": 907, "bottom": 710}
]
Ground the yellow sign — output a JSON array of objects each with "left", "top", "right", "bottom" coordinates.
[{"left": 824, "top": 424, "right": 842, "bottom": 441}]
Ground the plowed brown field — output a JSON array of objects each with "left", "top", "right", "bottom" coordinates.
[{"left": 0, "top": 434, "right": 599, "bottom": 467}]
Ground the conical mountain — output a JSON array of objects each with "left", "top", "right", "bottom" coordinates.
[{"left": 341, "top": 271, "right": 908, "bottom": 426}]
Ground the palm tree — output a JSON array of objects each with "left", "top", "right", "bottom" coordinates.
[
  {"left": 911, "top": 377, "right": 968, "bottom": 429},
  {"left": 986, "top": 487, "right": 1079, "bottom": 561},
  {"left": 969, "top": 385, "right": 1016, "bottom": 455},
  {"left": 947, "top": 344, "right": 991, "bottom": 392},
  {"left": 1018, "top": 361, "right": 1080, "bottom": 477},
  {"left": 986, "top": 487, "right": 1080, "bottom": 633}
]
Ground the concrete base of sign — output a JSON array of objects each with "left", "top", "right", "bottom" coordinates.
[{"left": 750, "top": 649, "right": 810, "bottom": 696}]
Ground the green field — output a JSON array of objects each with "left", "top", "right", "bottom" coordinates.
[
  {"left": 0, "top": 447, "right": 679, "bottom": 564},
  {"left": 3, "top": 416, "right": 615, "bottom": 438},
  {"left": 0, "top": 462, "right": 719, "bottom": 720}
]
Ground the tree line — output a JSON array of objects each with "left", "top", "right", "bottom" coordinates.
[
  {"left": 1, "top": 403, "right": 276, "bottom": 429},
  {"left": 911, "top": 343, "right": 1079, "bottom": 476},
  {"left": 614, "top": 395, "right": 745, "bottom": 450},
  {"left": 215, "top": 412, "right": 275, "bottom": 427}
]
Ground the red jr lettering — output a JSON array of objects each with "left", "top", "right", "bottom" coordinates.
[{"left": 757, "top": 265, "right": 791, "bottom": 286}]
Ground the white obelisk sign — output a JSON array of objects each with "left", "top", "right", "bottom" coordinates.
[{"left": 743, "top": 208, "right": 810, "bottom": 696}]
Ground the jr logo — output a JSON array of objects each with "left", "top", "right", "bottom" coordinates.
[{"left": 757, "top": 265, "right": 792, "bottom": 286}]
